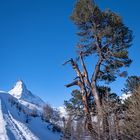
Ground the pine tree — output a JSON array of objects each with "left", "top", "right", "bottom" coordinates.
[
  {"left": 64, "top": 90, "right": 85, "bottom": 119},
  {"left": 121, "top": 86, "right": 140, "bottom": 139},
  {"left": 122, "top": 76, "right": 140, "bottom": 93},
  {"left": 64, "top": 0, "right": 133, "bottom": 139}
]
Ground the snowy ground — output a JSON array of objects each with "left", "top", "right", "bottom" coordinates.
[
  {"left": 0, "top": 91, "right": 61, "bottom": 140},
  {"left": 0, "top": 99, "right": 9, "bottom": 140}
]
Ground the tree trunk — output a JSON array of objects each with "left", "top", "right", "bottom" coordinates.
[
  {"left": 90, "top": 82, "right": 104, "bottom": 140},
  {"left": 115, "top": 113, "right": 121, "bottom": 140},
  {"left": 103, "top": 107, "right": 109, "bottom": 140},
  {"left": 80, "top": 84, "right": 96, "bottom": 136}
]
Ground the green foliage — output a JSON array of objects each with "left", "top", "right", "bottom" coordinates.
[
  {"left": 64, "top": 90, "right": 84, "bottom": 119},
  {"left": 71, "top": 0, "right": 133, "bottom": 83},
  {"left": 123, "top": 76, "right": 140, "bottom": 93},
  {"left": 65, "top": 1, "right": 134, "bottom": 138},
  {"left": 65, "top": 86, "right": 122, "bottom": 116}
]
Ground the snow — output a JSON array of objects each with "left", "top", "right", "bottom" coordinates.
[
  {"left": 8, "top": 112, "right": 39, "bottom": 140},
  {"left": 9, "top": 80, "right": 24, "bottom": 99},
  {"left": 18, "top": 99, "right": 43, "bottom": 113},
  {"left": 120, "top": 93, "right": 131, "bottom": 101},
  {"left": 9, "top": 80, "right": 45, "bottom": 106},
  {"left": 0, "top": 91, "right": 61, "bottom": 140},
  {"left": 0, "top": 99, "right": 9, "bottom": 140},
  {"left": 58, "top": 106, "right": 67, "bottom": 117}
]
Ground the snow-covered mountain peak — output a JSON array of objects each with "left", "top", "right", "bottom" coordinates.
[
  {"left": 8, "top": 80, "right": 45, "bottom": 106},
  {"left": 9, "top": 80, "right": 27, "bottom": 99}
]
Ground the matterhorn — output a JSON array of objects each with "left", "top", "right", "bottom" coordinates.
[
  {"left": 9, "top": 80, "right": 45, "bottom": 106},
  {"left": 0, "top": 80, "right": 61, "bottom": 140}
]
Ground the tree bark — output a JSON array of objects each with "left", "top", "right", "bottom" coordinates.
[
  {"left": 65, "top": 58, "right": 94, "bottom": 134},
  {"left": 91, "top": 84, "right": 104, "bottom": 140},
  {"left": 115, "top": 112, "right": 121, "bottom": 140}
]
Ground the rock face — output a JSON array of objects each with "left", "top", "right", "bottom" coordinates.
[{"left": 9, "top": 80, "right": 45, "bottom": 106}]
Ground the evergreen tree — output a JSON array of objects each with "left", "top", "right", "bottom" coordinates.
[
  {"left": 123, "top": 76, "right": 140, "bottom": 93},
  {"left": 121, "top": 86, "right": 140, "bottom": 140},
  {"left": 64, "top": 0, "right": 133, "bottom": 138},
  {"left": 64, "top": 90, "right": 86, "bottom": 119}
]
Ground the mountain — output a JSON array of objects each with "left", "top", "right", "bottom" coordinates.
[
  {"left": 9, "top": 80, "right": 45, "bottom": 107},
  {"left": 0, "top": 91, "right": 61, "bottom": 140},
  {"left": 0, "top": 81, "right": 61, "bottom": 140}
]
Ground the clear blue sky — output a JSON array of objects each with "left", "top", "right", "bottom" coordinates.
[{"left": 0, "top": 0, "right": 140, "bottom": 107}]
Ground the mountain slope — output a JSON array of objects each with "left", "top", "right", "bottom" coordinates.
[
  {"left": 0, "top": 98, "right": 8, "bottom": 140},
  {"left": 9, "top": 80, "right": 45, "bottom": 107},
  {"left": 0, "top": 91, "right": 61, "bottom": 140}
]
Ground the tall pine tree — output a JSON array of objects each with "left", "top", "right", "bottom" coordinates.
[{"left": 64, "top": 0, "right": 133, "bottom": 139}]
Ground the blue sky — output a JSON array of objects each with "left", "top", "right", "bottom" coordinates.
[{"left": 0, "top": 0, "right": 139, "bottom": 107}]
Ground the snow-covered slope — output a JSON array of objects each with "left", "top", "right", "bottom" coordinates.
[
  {"left": 0, "top": 91, "right": 61, "bottom": 140},
  {"left": 9, "top": 80, "right": 45, "bottom": 107},
  {"left": 120, "top": 92, "right": 132, "bottom": 101}
]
